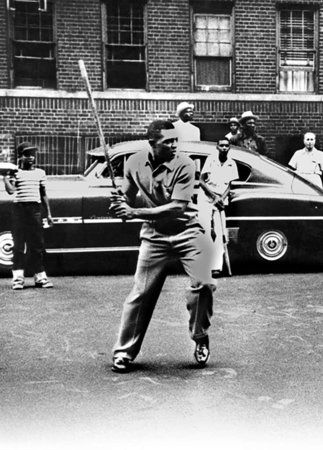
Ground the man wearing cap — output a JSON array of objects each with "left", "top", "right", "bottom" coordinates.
[
  {"left": 3, "top": 142, "right": 53, "bottom": 290},
  {"left": 173, "top": 102, "right": 201, "bottom": 141},
  {"left": 289, "top": 132, "right": 323, "bottom": 188},
  {"left": 225, "top": 117, "right": 241, "bottom": 143},
  {"left": 233, "top": 111, "right": 268, "bottom": 156}
]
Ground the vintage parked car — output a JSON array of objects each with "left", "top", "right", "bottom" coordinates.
[{"left": 0, "top": 140, "right": 323, "bottom": 274}]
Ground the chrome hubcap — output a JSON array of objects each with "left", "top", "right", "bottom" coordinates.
[
  {"left": 256, "top": 230, "right": 288, "bottom": 261},
  {"left": 0, "top": 232, "right": 14, "bottom": 266}
]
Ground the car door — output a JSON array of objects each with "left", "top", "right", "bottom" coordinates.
[
  {"left": 82, "top": 153, "right": 142, "bottom": 252},
  {"left": 44, "top": 179, "right": 85, "bottom": 253}
]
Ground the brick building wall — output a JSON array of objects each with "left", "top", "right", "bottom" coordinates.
[
  {"left": 0, "top": 1, "right": 9, "bottom": 89},
  {"left": 235, "top": 0, "right": 277, "bottom": 93},
  {"left": 55, "top": 0, "right": 102, "bottom": 91},
  {"left": 1, "top": 0, "right": 323, "bottom": 171},
  {"left": 147, "top": 0, "right": 191, "bottom": 92}
]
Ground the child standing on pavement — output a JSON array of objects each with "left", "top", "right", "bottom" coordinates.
[{"left": 3, "top": 142, "right": 53, "bottom": 290}]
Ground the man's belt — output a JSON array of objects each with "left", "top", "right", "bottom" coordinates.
[{"left": 148, "top": 220, "right": 199, "bottom": 235}]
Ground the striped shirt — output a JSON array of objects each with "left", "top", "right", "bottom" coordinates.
[{"left": 13, "top": 168, "right": 47, "bottom": 203}]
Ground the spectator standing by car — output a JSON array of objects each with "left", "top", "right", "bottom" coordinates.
[
  {"left": 3, "top": 142, "right": 53, "bottom": 290},
  {"left": 173, "top": 101, "right": 201, "bottom": 141},
  {"left": 109, "top": 120, "right": 215, "bottom": 373},
  {"left": 198, "top": 137, "right": 239, "bottom": 277},
  {"left": 225, "top": 117, "right": 241, "bottom": 143},
  {"left": 288, "top": 132, "right": 323, "bottom": 189},
  {"left": 232, "top": 111, "right": 268, "bottom": 156}
]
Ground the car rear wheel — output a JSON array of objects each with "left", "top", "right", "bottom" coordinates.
[
  {"left": 241, "top": 226, "right": 295, "bottom": 266},
  {"left": 256, "top": 229, "right": 288, "bottom": 261},
  {"left": 0, "top": 231, "right": 14, "bottom": 269}
]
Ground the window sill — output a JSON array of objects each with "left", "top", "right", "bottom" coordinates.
[
  {"left": 104, "top": 88, "right": 147, "bottom": 92},
  {"left": 195, "top": 86, "right": 232, "bottom": 92},
  {"left": 277, "top": 91, "right": 316, "bottom": 95}
]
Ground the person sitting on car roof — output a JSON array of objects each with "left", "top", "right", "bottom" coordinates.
[
  {"left": 288, "top": 132, "right": 323, "bottom": 189},
  {"left": 3, "top": 142, "right": 54, "bottom": 290}
]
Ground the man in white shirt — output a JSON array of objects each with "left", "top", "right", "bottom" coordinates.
[
  {"left": 289, "top": 132, "right": 323, "bottom": 188},
  {"left": 198, "top": 138, "right": 239, "bottom": 277},
  {"left": 173, "top": 102, "right": 201, "bottom": 141}
]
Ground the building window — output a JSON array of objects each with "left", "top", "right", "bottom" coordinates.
[
  {"left": 278, "top": 7, "right": 317, "bottom": 93},
  {"left": 10, "top": 0, "right": 56, "bottom": 88},
  {"left": 192, "top": 2, "right": 233, "bottom": 91},
  {"left": 102, "top": 0, "right": 146, "bottom": 89}
]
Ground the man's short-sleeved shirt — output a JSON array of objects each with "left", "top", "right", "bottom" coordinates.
[
  {"left": 289, "top": 148, "right": 323, "bottom": 188},
  {"left": 173, "top": 120, "right": 201, "bottom": 141},
  {"left": 123, "top": 148, "right": 198, "bottom": 222},
  {"left": 13, "top": 168, "right": 46, "bottom": 203},
  {"left": 201, "top": 153, "right": 239, "bottom": 202}
]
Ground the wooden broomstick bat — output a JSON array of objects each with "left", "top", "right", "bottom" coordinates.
[
  {"left": 78, "top": 59, "right": 116, "bottom": 189},
  {"left": 219, "top": 209, "right": 232, "bottom": 276}
]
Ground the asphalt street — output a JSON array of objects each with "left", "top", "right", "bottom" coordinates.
[{"left": 0, "top": 272, "right": 322, "bottom": 450}]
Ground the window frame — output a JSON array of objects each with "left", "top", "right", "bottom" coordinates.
[
  {"left": 8, "top": 0, "right": 57, "bottom": 89},
  {"left": 101, "top": 0, "right": 148, "bottom": 90},
  {"left": 190, "top": 2, "right": 235, "bottom": 92},
  {"left": 276, "top": 4, "right": 318, "bottom": 94}
]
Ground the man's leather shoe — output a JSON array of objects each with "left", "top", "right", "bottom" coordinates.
[
  {"left": 112, "top": 356, "right": 131, "bottom": 373},
  {"left": 194, "top": 336, "right": 210, "bottom": 367}
]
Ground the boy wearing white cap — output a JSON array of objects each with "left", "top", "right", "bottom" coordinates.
[{"left": 173, "top": 102, "right": 201, "bottom": 141}]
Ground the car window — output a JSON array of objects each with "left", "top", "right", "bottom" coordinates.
[
  {"left": 189, "top": 154, "right": 251, "bottom": 183},
  {"left": 188, "top": 155, "right": 208, "bottom": 180},
  {"left": 84, "top": 160, "right": 100, "bottom": 177},
  {"left": 100, "top": 153, "right": 134, "bottom": 179},
  {"left": 233, "top": 160, "right": 252, "bottom": 182}
]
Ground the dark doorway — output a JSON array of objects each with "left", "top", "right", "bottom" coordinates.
[
  {"left": 194, "top": 123, "right": 228, "bottom": 142},
  {"left": 274, "top": 134, "right": 321, "bottom": 166}
]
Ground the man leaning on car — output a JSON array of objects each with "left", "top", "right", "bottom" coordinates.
[{"left": 289, "top": 132, "right": 323, "bottom": 189}]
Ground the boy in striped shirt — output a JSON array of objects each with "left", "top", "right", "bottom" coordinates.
[{"left": 3, "top": 142, "right": 53, "bottom": 290}]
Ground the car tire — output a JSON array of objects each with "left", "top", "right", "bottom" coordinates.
[
  {"left": 0, "top": 231, "right": 14, "bottom": 270},
  {"left": 241, "top": 226, "right": 296, "bottom": 266}
]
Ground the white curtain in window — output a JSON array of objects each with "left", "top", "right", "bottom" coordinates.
[
  {"left": 279, "top": 69, "right": 314, "bottom": 92},
  {"left": 279, "top": 9, "right": 315, "bottom": 92}
]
